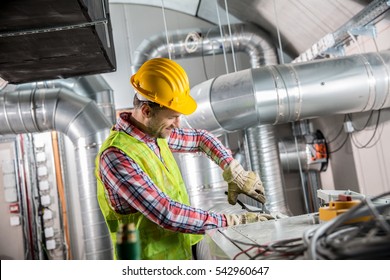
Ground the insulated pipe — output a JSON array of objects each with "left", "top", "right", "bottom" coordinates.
[
  {"left": 185, "top": 51, "right": 390, "bottom": 131},
  {"left": 0, "top": 87, "right": 113, "bottom": 259},
  {"left": 12, "top": 75, "right": 116, "bottom": 124},
  {"left": 131, "top": 23, "right": 277, "bottom": 74}
]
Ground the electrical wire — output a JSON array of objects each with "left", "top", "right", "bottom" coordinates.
[
  {"left": 215, "top": 1, "right": 229, "bottom": 74},
  {"left": 325, "top": 116, "right": 346, "bottom": 144},
  {"left": 223, "top": 0, "right": 237, "bottom": 72},
  {"left": 304, "top": 191, "right": 390, "bottom": 260},
  {"left": 273, "top": 0, "right": 284, "bottom": 64},
  {"left": 328, "top": 133, "right": 349, "bottom": 154},
  {"left": 218, "top": 228, "right": 306, "bottom": 260},
  {"left": 347, "top": 31, "right": 364, "bottom": 54},
  {"left": 216, "top": 191, "right": 389, "bottom": 260},
  {"left": 201, "top": 27, "right": 217, "bottom": 80},
  {"left": 160, "top": 0, "right": 171, "bottom": 60},
  {"left": 350, "top": 110, "right": 382, "bottom": 149},
  {"left": 345, "top": 27, "right": 384, "bottom": 149},
  {"left": 347, "top": 111, "right": 374, "bottom": 132}
]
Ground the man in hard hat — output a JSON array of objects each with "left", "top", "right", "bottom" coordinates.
[{"left": 95, "top": 58, "right": 273, "bottom": 260}]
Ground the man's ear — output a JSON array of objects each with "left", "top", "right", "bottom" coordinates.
[{"left": 140, "top": 103, "right": 152, "bottom": 118}]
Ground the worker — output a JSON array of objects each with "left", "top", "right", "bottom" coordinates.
[{"left": 95, "top": 57, "right": 273, "bottom": 260}]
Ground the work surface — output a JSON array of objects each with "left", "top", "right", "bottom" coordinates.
[{"left": 202, "top": 213, "right": 320, "bottom": 260}]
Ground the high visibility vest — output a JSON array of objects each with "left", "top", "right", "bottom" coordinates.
[{"left": 95, "top": 129, "right": 203, "bottom": 260}]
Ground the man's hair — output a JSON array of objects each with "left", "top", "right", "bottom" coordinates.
[{"left": 133, "top": 94, "right": 164, "bottom": 112}]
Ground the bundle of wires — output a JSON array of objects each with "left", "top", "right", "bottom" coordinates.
[
  {"left": 217, "top": 192, "right": 389, "bottom": 260},
  {"left": 218, "top": 230, "right": 307, "bottom": 260},
  {"left": 303, "top": 191, "right": 390, "bottom": 259}
]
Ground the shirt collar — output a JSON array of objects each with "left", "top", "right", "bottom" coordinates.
[{"left": 116, "top": 111, "right": 156, "bottom": 143}]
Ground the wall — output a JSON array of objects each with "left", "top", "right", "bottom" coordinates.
[{"left": 0, "top": 138, "right": 24, "bottom": 260}]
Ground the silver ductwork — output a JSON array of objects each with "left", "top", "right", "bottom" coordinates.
[
  {"left": 185, "top": 51, "right": 390, "bottom": 130},
  {"left": 0, "top": 85, "right": 113, "bottom": 259},
  {"left": 184, "top": 50, "right": 390, "bottom": 208},
  {"left": 12, "top": 75, "right": 116, "bottom": 124},
  {"left": 131, "top": 23, "right": 277, "bottom": 74},
  {"left": 245, "top": 125, "right": 289, "bottom": 214}
]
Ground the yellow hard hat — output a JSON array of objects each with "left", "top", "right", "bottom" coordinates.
[{"left": 130, "top": 58, "right": 197, "bottom": 115}]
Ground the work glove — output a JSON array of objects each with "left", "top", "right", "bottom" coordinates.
[
  {"left": 225, "top": 212, "right": 275, "bottom": 226},
  {"left": 223, "top": 159, "right": 266, "bottom": 205}
]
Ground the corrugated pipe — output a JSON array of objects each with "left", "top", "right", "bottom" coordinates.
[
  {"left": 245, "top": 125, "right": 290, "bottom": 214},
  {"left": 131, "top": 23, "right": 277, "bottom": 74},
  {"left": 0, "top": 85, "right": 113, "bottom": 260},
  {"left": 184, "top": 50, "right": 390, "bottom": 205}
]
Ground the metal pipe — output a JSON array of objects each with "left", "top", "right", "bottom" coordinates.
[
  {"left": 0, "top": 87, "right": 113, "bottom": 259},
  {"left": 183, "top": 50, "right": 390, "bottom": 213},
  {"left": 131, "top": 23, "right": 277, "bottom": 74},
  {"left": 13, "top": 75, "right": 116, "bottom": 124},
  {"left": 184, "top": 51, "right": 390, "bottom": 131}
]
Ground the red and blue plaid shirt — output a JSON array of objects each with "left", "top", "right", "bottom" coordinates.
[{"left": 99, "top": 112, "right": 233, "bottom": 234}]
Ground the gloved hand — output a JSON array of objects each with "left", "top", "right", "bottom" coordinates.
[
  {"left": 225, "top": 212, "right": 274, "bottom": 226},
  {"left": 223, "top": 159, "right": 266, "bottom": 205}
]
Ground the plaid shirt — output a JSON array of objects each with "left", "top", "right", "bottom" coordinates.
[{"left": 99, "top": 112, "right": 232, "bottom": 234}]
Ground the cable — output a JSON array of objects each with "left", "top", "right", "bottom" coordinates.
[
  {"left": 201, "top": 27, "right": 216, "bottom": 80},
  {"left": 273, "top": 0, "right": 284, "bottom": 64},
  {"left": 160, "top": 0, "right": 171, "bottom": 60},
  {"left": 347, "top": 31, "right": 363, "bottom": 54},
  {"left": 325, "top": 115, "right": 347, "bottom": 144},
  {"left": 347, "top": 111, "right": 374, "bottom": 132},
  {"left": 217, "top": 229, "right": 256, "bottom": 259},
  {"left": 215, "top": 1, "right": 229, "bottom": 74},
  {"left": 350, "top": 110, "right": 382, "bottom": 149},
  {"left": 218, "top": 227, "right": 306, "bottom": 260},
  {"left": 305, "top": 191, "right": 390, "bottom": 259},
  {"left": 328, "top": 133, "right": 349, "bottom": 154},
  {"left": 224, "top": 0, "right": 237, "bottom": 72},
  {"left": 292, "top": 122, "right": 309, "bottom": 214}
]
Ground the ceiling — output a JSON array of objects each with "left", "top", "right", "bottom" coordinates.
[
  {"left": 221, "top": 0, "right": 372, "bottom": 57},
  {"left": 0, "top": 0, "right": 388, "bottom": 85},
  {"left": 0, "top": 0, "right": 116, "bottom": 84}
]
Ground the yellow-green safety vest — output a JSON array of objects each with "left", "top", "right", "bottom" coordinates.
[{"left": 95, "top": 129, "right": 203, "bottom": 260}]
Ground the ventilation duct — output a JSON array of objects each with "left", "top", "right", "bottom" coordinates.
[
  {"left": 184, "top": 50, "right": 390, "bottom": 211},
  {"left": 0, "top": 83, "right": 113, "bottom": 260},
  {"left": 185, "top": 51, "right": 390, "bottom": 130},
  {"left": 131, "top": 23, "right": 277, "bottom": 74},
  {"left": 12, "top": 75, "right": 116, "bottom": 124}
]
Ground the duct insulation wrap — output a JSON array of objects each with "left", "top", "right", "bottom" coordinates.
[{"left": 184, "top": 51, "right": 390, "bottom": 132}]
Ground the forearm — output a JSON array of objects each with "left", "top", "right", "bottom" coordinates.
[
  {"left": 169, "top": 128, "right": 233, "bottom": 169},
  {"left": 100, "top": 148, "right": 227, "bottom": 233}
]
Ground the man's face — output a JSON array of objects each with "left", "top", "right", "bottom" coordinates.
[{"left": 146, "top": 107, "right": 181, "bottom": 138}]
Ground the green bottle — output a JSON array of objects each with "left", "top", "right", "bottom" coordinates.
[{"left": 116, "top": 222, "right": 141, "bottom": 260}]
